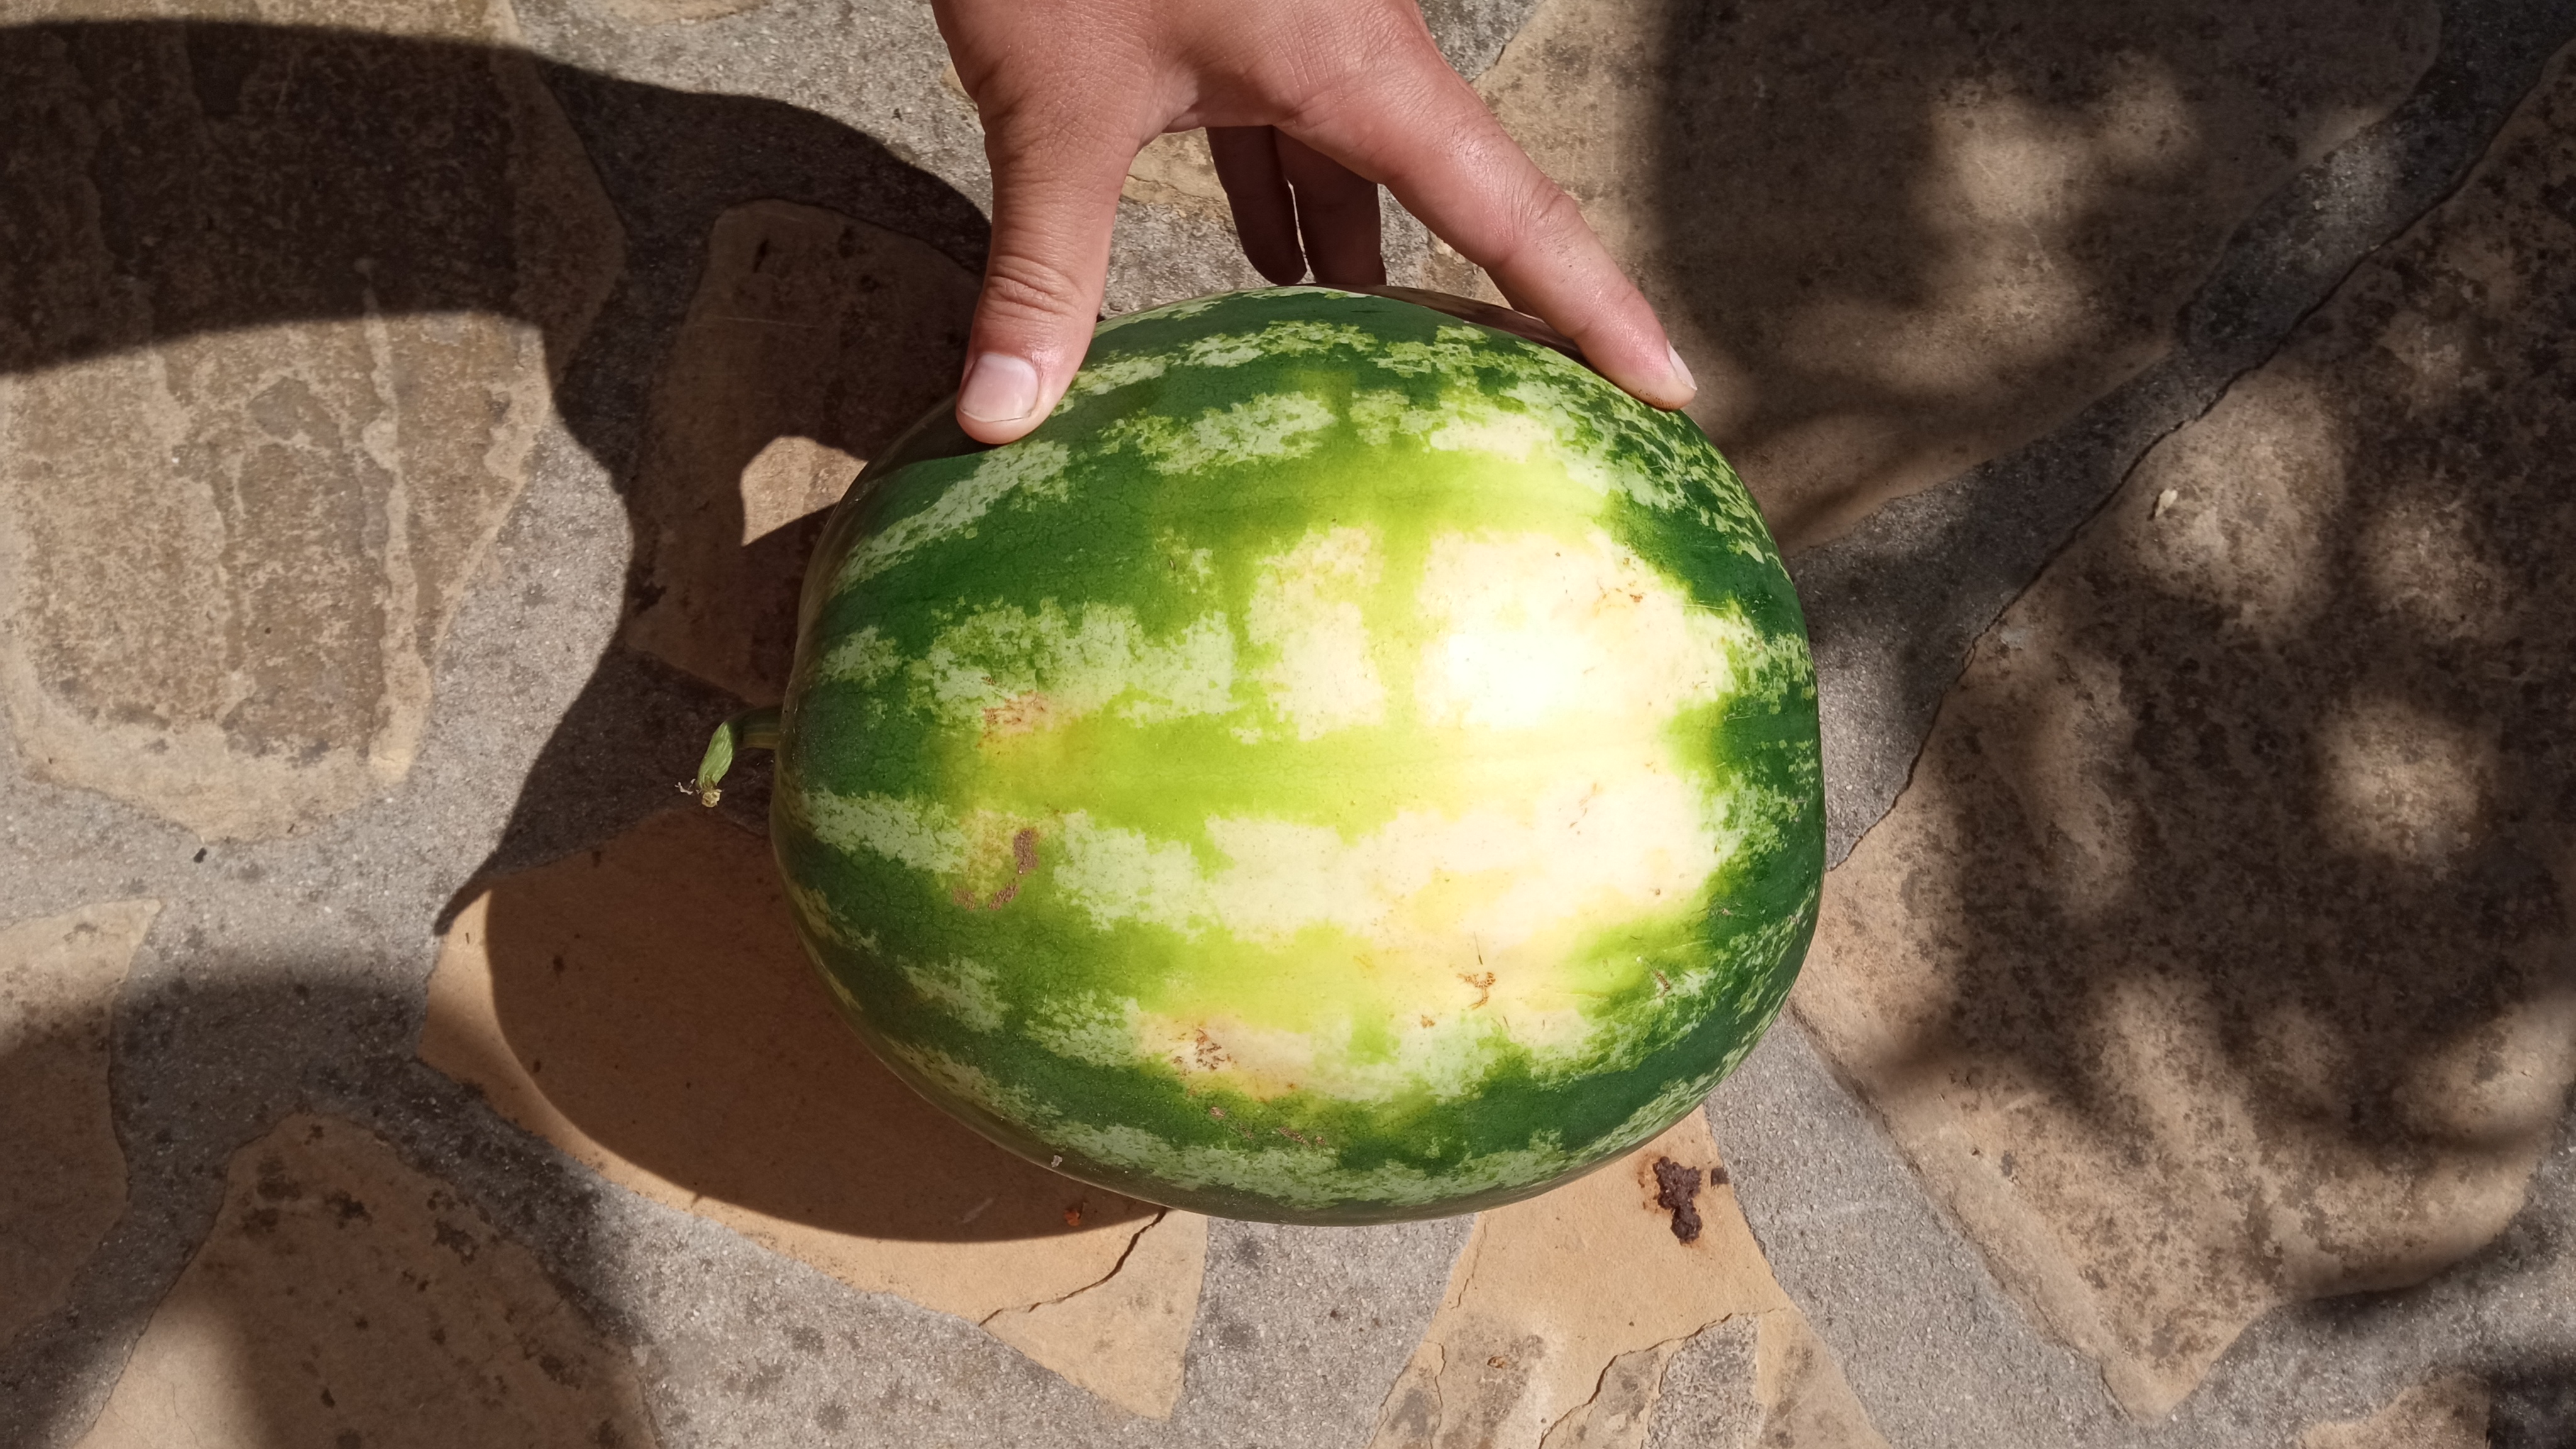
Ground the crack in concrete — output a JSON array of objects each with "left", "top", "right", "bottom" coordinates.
[
  {"left": 1535, "top": 1316, "right": 1744, "bottom": 1448},
  {"left": 977, "top": 1208, "right": 1169, "bottom": 1323},
  {"left": 1798, "top": 0, "right": 2576, "bottom": 870}
]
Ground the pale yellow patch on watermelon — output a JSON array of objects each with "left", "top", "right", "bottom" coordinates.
[
  {"left": 1245, "top": 526, "right": 1387, "bottom": 739},
  {"left": 1042, "top": 752, "right": 1724, "bottom": 1101},
  {"left": 1415, "top": 531, "right": 1753, "bottom": 730},
  {"left": 1019, "top": 525, "right": 1772, "bottom": 1102}
]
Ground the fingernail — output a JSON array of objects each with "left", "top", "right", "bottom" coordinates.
[
  {"left": 1664, "top": 343, "right": 1697, "bottom": 399},
  {"left": 959, "top": 353, "right": 1040, "bottom": 423}
]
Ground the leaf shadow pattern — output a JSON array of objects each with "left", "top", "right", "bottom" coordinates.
[
  {"left": 1793, "top": 38, "right": 2576, "bottom": 1418},
  {"left": 1634, "top": 0, "right": 2444, "bottom": 550}
]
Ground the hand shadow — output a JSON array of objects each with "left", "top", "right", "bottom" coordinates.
[{"left": 1, "top": 17, "right": 1146, "bottom": 1250}]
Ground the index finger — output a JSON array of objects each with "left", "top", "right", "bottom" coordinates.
[{"left": 1277, "top": 54, "right": 1694, "bottom": 409}]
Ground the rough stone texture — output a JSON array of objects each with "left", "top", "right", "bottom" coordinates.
[
  {"left": 1367, "top": 1111, "right": 1883, "bottom": 1449},
  {"left": 587, "top": 0, "right": 763, "bottom": 24},
  {"left": 2299, "top": 1371, "right": 2491, "bottom": 1449},
  {"left": 985, "top": 1211, "right": 1211, "bottom": 1420},
  {"left": 70, "top": 1113, "right": 658, "bottom": 1448},
  {"left": 1367, "top": 1114, "right": 1782, "bottom": 1449},
  {"left": 1474, "top": 0, "right": 2438, "bottom": 550},
  {"left": 1747, "top": 1313, "right": 1890, "bottom": 1449},
  {"left": 1635, "top": 1319, "right": 1762, "bottom": 1449},
  {"left": 1789, "top": 0, "right": 2576, "bottom": 870},
  {"left": 422, "top": 806, "right": 1208, "bottom": 1408},
  {"left": 0, "top": 0, "right": 623, "bottom": 840},
  {"left": 621, "top": 199, "right": 975, "bottom": 702},
  {"left": 0, "top": 902, "right": 156, "bottom": 1353},
  {"left": 1798, "top": 39, "right": 2576, "bottom": 1420}
]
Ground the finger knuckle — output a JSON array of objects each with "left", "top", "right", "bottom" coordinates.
[
  {"left": 978, "top": 252, "right": 1089, "bottom": 325},
  {"left": 1491, "top": 175, "right": 1583, "bottom": 264}
]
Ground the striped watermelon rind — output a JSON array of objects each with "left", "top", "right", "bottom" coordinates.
[{"left": 763, "top": 287, "right": 1822, "bottom": 1223}]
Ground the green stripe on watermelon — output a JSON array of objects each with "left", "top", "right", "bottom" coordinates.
[{"left": 752, "top": 287, "right": 1821, "bottom": 1222}]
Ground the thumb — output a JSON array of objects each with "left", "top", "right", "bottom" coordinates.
[{"left": 957, "top": 109, "right": 1136, "bottom": 445}]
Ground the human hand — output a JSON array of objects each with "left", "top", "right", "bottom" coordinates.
[{"left": 930, "top": 0, "right": 1696, "bottom": 444}]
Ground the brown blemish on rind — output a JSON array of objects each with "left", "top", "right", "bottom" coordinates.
[
  {"left": 982, "top": 691, "right": 1056, "bottom": 738},
  {"left": 952, "top": 825, "right": 1043, "bottom": 911},
  {"left": 1184, "top": 1030, "right": 1230, "bottom": 1073}
]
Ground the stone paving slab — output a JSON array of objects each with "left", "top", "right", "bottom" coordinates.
[
  {"left": 0, "top": 904, "right": 156, "bottom": 1352},
  {"left": 3, "top": 0, "right": 2574, "bottom": 1445},
  {"left": 1803, "top": 33, "right": 2576, "bottom": 1413},
  {"left": 73, "top": 1113, "right": 659, "bottom": 1449},
  {"left": 1469, "top": 0, "right": 2440, "bottom": 551}
]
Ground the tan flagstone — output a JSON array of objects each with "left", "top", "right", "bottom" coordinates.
[
  {"left": 2299, "top": 1372, "right": 2490, "bottom": 1449},
  {"left": 421, "top": 807, "right": 1207, "bottom": 1408},
  {"left": 1124, "top": 131, "right": 1231, "bottom": 220},
  {"left": 73, "top": 1113, "right": 657, "bottom": 1449},
  {"left": 983, "top": 1209, "right": 1211, "bottom": 1419},
  {"left": 0, "top": 0, "right": 623, "bottom": 840},
  {"left": 1743, "top": 1311, "right": 1889, "bottom": 1449},
  {"left": 1368, "top": 1111, "right": 1884, "bottom": 1449},
  {"left": 0, "top": 900, "right": 158, "bottom": 1350},
  {"left": 621, "top": 200, "right": 977, "bottom": 704},
  {"left": 1468, "top": 0, "right": 2436, "bottom": 549},
  {"left": 1797, "top": 43, "right": 2576, "bottom": 1419}
]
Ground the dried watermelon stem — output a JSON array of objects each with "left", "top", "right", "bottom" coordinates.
[{"left": 695, "top": 707, "right": 781, "bottom": 808}]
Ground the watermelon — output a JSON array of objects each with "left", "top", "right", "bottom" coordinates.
[{"left": 701, "top": 286, "right": 1823, "bottom": 1224}]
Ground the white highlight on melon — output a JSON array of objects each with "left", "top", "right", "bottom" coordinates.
[
  {"left": 1024, "top": 525, "right": 1778, "bottom": 1100},
  {"left": 1049, "top": 763, "right": 1720, "bottom": 960},
  {"left": 914, "top": 601, "right": 1236, "bottom": 729},
  {"left": 1415, "top": 531, "right": 1755, "bottom": 730},
  {"left": 835, "top": 440, "right": 1072, "bottom": 589},
  {"left": 1246, "top": 527, "right": 1386, "bottom": 738}
]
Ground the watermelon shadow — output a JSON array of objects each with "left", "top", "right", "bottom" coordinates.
[{"left": 433, "top": 806, "right": 1157, "bottom": 1255}]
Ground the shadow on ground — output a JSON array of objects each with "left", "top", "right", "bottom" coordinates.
[
  {"left": 1787, "top": 26, "right": 2576, "bottom": 1419},
  {"left": 0, "top": 18, "right": 1155, "bottom": 1439},
  {"left": 1639, "top": 0, "right": 2439, "bottom": 547}
]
